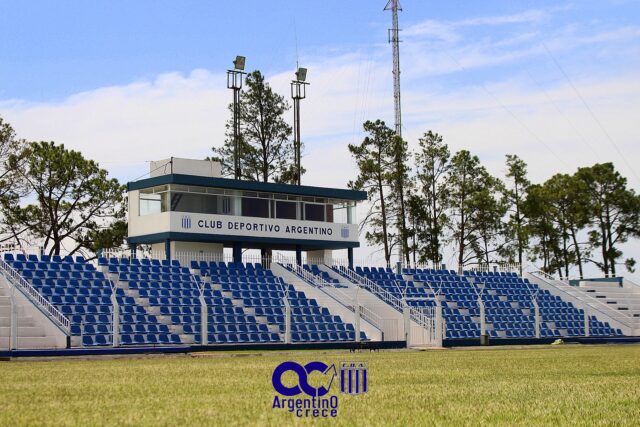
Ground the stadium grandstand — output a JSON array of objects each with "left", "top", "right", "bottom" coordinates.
[{"left": 1, "top": 158, "right": 638, "bottom": 355}]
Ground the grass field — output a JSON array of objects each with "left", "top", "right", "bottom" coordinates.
[{"left": 1, "top": 345, "right": 639, "bottom": 426}]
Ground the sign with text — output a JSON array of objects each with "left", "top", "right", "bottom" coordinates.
[{"left": 169, "top": 212, "right": 358, "bottom": 243}]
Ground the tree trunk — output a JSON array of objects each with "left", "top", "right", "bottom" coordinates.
[{"left": 570, "top": 228, "right": 584, "bottom": 278}]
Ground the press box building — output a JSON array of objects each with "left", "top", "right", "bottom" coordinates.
[{"left": 126, "top": 158, "right": 367, "bottom": 265}]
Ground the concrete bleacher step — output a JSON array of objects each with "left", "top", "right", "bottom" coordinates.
[
  {"left": 0, "top": 316, "right": 38, "bottom": 327},
  {"left": 0, "top": 336, "right": 60, "bottom": 349}
]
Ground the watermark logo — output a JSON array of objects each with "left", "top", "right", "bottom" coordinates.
[
  {"left": 340, "top": 361, "right": 368, "bottom": 395},
  {"left": 271, "top": 360, "right": 368, "bottom": 418},
  {"left": 341, "top": 226, "right": 350, "bottom": 239},
  {"left": 181, "top": 215, "right": 192, "bottom": 229}
]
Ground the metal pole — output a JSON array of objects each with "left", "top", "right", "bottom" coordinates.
[{"left": 234, "top": 86, "right": 241, "bottom": 179}]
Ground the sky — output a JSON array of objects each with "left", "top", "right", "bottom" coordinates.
[{"left": 1, "top": 1, "right": 639, "bottom": 276}]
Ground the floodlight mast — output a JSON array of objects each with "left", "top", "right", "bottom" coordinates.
[
  {"left": 385, "top": 0, "right": 402, "bottom": 138},
  {"left": 227, "top": 56, "right": 246, "bottom": 179},
  {"left": 291, "top": 68, "right": 309, "bottom": 186}
]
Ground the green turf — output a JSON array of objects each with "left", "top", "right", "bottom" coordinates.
[{"left": 1, "top": 345, "right": 639, "bottom": 426}]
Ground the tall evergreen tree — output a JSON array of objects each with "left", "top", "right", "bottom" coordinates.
[
  {"left": 525, "top": 184, "right": 563, "bottom": 276},
  {"left": 211, "top": 70, "right": 297, "bottom": 183},
  {"left": 470, "top": 177, "right": 508, "bottom": 264},
  {"left": 447, "top": 150, "right": 495, "bottom": 268},
  {"left": 501, "top": 155, "right": 531, "bottom": 272},
  {"left": 543, "top": 174, "right": 591, "bottom": 278},
  {"left": 388, "top": 134, "right": 411, "bottom": 265},
  {"left": 413, "top": 131, "right": 450, "bottom": 266},
  {"left": 576, "top": 163, "right": 640, "bottom": 275},
  {"left": 348, "top": 120, "right": 397, "bottom": 266}
]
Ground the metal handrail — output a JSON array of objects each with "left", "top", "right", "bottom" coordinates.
[
  {"left": 527, "top": 269, "right": 635, "bottom": 326},
  {"left": 0, "top": 259, "right": 71, "bottom": 334},
  {"left": 323, "top": 285, "right": 384, "bottom": 329},
  {"left": 334, "top": 265, "right": 434, "bottom": 330},
  {"left": 276, "top": 258, "right": 335, "bottom": 288}
]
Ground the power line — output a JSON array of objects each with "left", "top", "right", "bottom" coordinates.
[
  {"left": 525, "top": 70, "right": 601, "bottom": 160},
  {"left": 445, "top": 52, "right": 569, "bottom": 168},
  {"left": 542, "top": 43, "right": 640, "bottom": 184}
]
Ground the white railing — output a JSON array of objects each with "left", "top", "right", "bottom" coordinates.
[
  {"left": 333, "top": 265, "right": 436, "bottom": 332},
  {"left": 101, "top": 248, "right": 271, "bottom": 268},
  {"left": 526, "top": 269, "right": 636, "bottom": 330},
  {"left": 283, "top": 262, "right": 335, "bottom": 288},
  {"left": 334, "top": 265, "right": 404, "bottom": 312},
  {"left": 323, "top": 285, "right": 385, "bottom": 329},
  {"left": 0, "top": 258, "right": 71, "bottom": 334}
]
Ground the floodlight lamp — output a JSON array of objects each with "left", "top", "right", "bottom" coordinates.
[
  {"left": 295, "top": 67, "right": 307, "bottom": 82},
  {"left": 233, "top": 56, "right": 246, "bottom": 71}
]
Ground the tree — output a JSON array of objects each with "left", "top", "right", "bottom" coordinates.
[
  {"left": 413, "top": 131, "right": 450, "bottom": 266},
  {"left": 2, "top": 141, "right": 126, "bottom": 256},
  {"left": 501, "top": 155, "right": 531, "bottom": 272},
  {"left": 525, "top": 184, "right": 563, "bottom": 276},
  {"left": 348, "top": 120, "right": 397, "bottom": 266},
  {"left": 576, "top": 163, "right": 640, "bottom": 275},
  {"left": 0, "top": 116, "right": 29, "bottom": 246},
  {"left": 543, "top": 173, "right": 591, "bottom": 278},
  {"left": 388, "top": 134, "right": 411, "bottom": 265},
  {"left": 211, "top": 70, "right": 297, "bottom": 183},
  {"left": 470, "top": 177, "right": 508, "bottom": 265},
  {"left": 447, "top": 150, "right": 496, "bottom": 268}
]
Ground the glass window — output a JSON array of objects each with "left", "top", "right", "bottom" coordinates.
[
  {"left": 171, "top": 193, "right": 219, "bottom": 214},
  {"left": 140, "top": 193, "right": 162, "bottom": 215},
  {"left": 276, "top": 201, "right": 297, "bottom": 220},
  {"left": 242, "top": 197, "right": 270, "bottom": 218},
  {"left": 304, "top": 203, "right": 325, "bottom": 221}
]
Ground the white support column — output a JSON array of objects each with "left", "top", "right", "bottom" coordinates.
[
  {"left": 284, "top": 297, "right": 292, "bottom": 344},
  {"left": 435, "top": 302, "right": 443, "bottom": 346},
  {"left": 403, "top": 306, "right": 411, "bottom": 347},
  {"left": 478, "top": 297, "right": 486, "bottom": 337},
  {"left": 9, "top": 284, "right": 17, "bottom": 350},
  {"left": 532, "top": 298, "right": 541, "bottom": 339},
  {"left": 584, "top": 307, "right": 590, "bottom": 337},
  {"left": 111, "top": 291, "right": 120, "bottom": 347},
  {"left": 200, "top": 294, "right": 208, "bottom": 345},
  {"left": 354, "top": 288, "right": 361, "bottom": 343}
]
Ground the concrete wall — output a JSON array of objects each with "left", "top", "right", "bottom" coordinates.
[
  {"left": 0, "top": 275, "right": 68, "bottom": 349},
  {"left": 150, "top": 158, "right": 222, "bottom": 178}
]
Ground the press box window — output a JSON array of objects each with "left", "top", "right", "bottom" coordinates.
[
  {"left": 139, "top": 193, "right": 163, "bottom": 215},
  {"left": 275, "top": 201, "right": 297, "bottom": 220},
  {"left": 304, "top": 203, "right": 325, "bottom": 221},
  {"left": 242, "top": 197, "right": 270, "bottom": 218}
]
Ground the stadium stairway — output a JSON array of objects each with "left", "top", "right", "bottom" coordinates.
[
  {"left": 524, "top": 271, "right": 640, "bottom": 336},
  {"left": 327, "top": 264, "right": 441, "bottom": 345},
  {"left": 271, "top": 262, "right": 382, "bottom": 341},
  {"left": 0, "top": 273, "right": 66, "bottom": 349}
]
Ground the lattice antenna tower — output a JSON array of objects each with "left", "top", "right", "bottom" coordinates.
[{"left": 385, "top": 0, "right": 402, "bottom": 137}]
